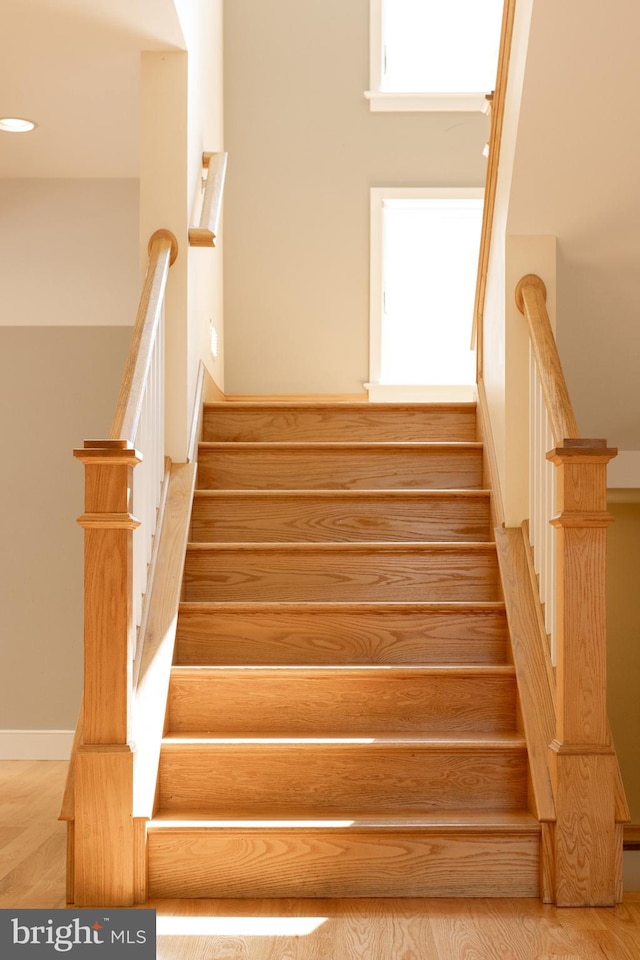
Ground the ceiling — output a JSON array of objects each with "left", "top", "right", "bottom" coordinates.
[{"left": 0, "top": 0, "right": 185, "bottom": 178}]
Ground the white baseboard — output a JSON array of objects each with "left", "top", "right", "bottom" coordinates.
[{"left": 0, "top": 730, "right": 74, "bottom": 760}]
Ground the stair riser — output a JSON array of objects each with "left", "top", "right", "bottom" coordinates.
[
  {"left": 159, "top": 745, "right": 527, "bottom": 811},
  {"left": 168, "top": 673, "right": 517, "bottom": 734},
  {"left": 191, "top": 494, "right": 491, "bottom": 543},
  {"left": 202, "top": 404, "right": 478, "bottom": 444},
  {"left": 197, "top": 447, "right": 483, "bottom": 490},
  {"left": 183, "top": 548, "right": 501, "bottom": 602},
  {"left": 176, "top": 607, "right": 508, "bottom": 665},
  {"left": 147, "top": 829, "right": 539, "bottom": 898}
]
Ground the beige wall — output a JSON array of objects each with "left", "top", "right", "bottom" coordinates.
[
  {"left": 223, "top": 0, "right": 488, "bottom": 395},
  {"left": 0, "top": 180, "right": 139, "bottom": 327},
  {"left": 0, "top": 326, "right": 131, "bottom": 728},
  {"left": 607, "top": 502, "right": 640, "bottom": 825},
  {"left": 0, "top": 179, "right": 138, "bottom": 732},
  {"left": 507, "top": 0, "right": 640, "bottom": 451}
]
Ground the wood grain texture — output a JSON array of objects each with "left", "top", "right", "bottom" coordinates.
[
  {"left": 74, "top": 447, "right": 141, "bottom": 746},
  {"left": 495, "top": 527, "right": 556, "bottom": 823},
  {"left": 549, "top": 748, "right": 618, "bottom": 906},
  {"left": 147, "top": 822, "right": 540, "bottom": 899},
  {"left": 159, "top": 735, "right": 528, "bottom": 811},
  {"left": 196, "top": 442, "right": 484, "bottom": 490},
  {"left": 6, "top": 762, "right": 640, "bottom": 949},
  {"left": 167, "top": 665, "right": 517, "bottom": 734},
  {"left": 176, "top": 601, "right": 508, "bottom": 666},
  {"left": 0, "top": 761, "right": 68, "bottom": 908},
  {"left": 548, "top": 448, "right": 616, "bottom": 747},
  {"left": 190, "top": 490, "right": 492, "bottom": 543},
  {"left": 74, "top": 745, "right": 135, "bottom": 906},
  {"left": 203, "top": 401, "right": 478, "bottom": 443},
  {"left": 182, "top": 542, "right": 501, "bottom": 603}
]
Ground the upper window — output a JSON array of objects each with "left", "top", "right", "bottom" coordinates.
[{"left": 366, "top": 0, "right": 504, "bottom": 112}]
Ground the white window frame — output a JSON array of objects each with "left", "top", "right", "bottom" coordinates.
[
  {"left": 366, "top": 186, "right": 483, "bottom": 402},
  {"left": 365, "top": 0, "right": 496, "bottom": 113}
]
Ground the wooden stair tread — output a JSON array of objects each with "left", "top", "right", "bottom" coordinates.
[
  {"left": 162, "top": 732, "right": 526, "bottom": 748},
  {"left": 193, "top": 488, "right": 491, "bottom": 498},
  {"left": 149, "top": 808, "right": 540, "bottom": 832},
  {"left": 178, "top": 600, "right": 507, "bottom": 612},
  {"left": 170, "top": 664, "right": 515, "bottom": 677},
  {"left": 204, "top": 401, "right": 478, "bottom": 411},
  {"left": 199, "top": 441, "right": 484, "bottom": 450},
  {"left": 185, "top": 540, "right": 497, "bottom": 552}
]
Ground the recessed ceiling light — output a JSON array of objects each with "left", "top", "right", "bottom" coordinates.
[{"left": 0, "top": 117, "right": 37, "bottom": 133}]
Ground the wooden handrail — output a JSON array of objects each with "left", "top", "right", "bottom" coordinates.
[
  {"left": 472, "top": 0, "right": 516, "bottom": 375},
  {"left": 515, "top": 274, "right": 580, "bottom": 444},
  {"left": 110, "top": 229, "right": 178, "bottom": 444},
  {"left": 189, "top": 151, "right": 228, "bottom": 248}
]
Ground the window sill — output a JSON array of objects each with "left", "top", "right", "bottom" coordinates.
[
  {"left": 364, "top": 91, "right": 489, "bottom": 113},
  {"left": 364, "top": 383, "right": 477, "bottom": 402}
]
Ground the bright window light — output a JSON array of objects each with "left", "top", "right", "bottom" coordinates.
[
  {"left": 380, "top": 195, "right": 483, "bottom": 386},
  {"left": 382, "top": 0, "right": 503, "bottom": 93},
  {"left": 157, "top": 917, "right": 328, "bottom": 937}
]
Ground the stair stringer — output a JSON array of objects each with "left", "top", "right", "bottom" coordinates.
[{"left": 494, "top": 524, "right": 557, "bottom": 902}]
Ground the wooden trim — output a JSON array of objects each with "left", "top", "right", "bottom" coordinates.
[
  {"left": 66, "top": 820, "right": 75, "bottom": 904},
  {"left": 110, "top": 229, "right": 178, "bottom": 444},
  {"left": 476, "top": 378, "right": 505, "bottom": 529},
  {"left": 520, "top": 521, "right": 556, "bottom": 695},
  {"left": 59, "top": 699, "right": 84, "bottom": 822},
  {"left": 624, "top": 825, "right": 640, "bottom": 849},
  {"left": 472, "top": 0, "right": 517, "bottom": 375},
  {"left": 133, "top": 462, "right": 196, "bottom": 821},
  {"left": 75, "top": 448, "right": 141, "bottom": 746},
  {"left": 189, "top": 151, "right": 228, "bottom": 247},
  {"left": 74, "top": 744, "right": 135, "bottom": 906},
  {"left": 133, "top": 817, "right": 148, "bottom": 905},
  {"left": 545, "top": 443, "right": 623, "bottom": 904},
  {"left": 495, "top": 527, "right": 556, "bottom": 824},
  {"left": 515, "top": 275, "right": 580, "bottom": 444}
]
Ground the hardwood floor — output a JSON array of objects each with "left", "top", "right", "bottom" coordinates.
[{"left": 2, "top": 761, "right": 640, "bottom": 958}]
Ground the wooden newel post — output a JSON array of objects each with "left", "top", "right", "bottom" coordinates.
[
  {"left": 547, "top": 440, "right": 620, "bottom": 906},
  {"left": 72, "top": 439, "right": 141, "bottom": 906}
]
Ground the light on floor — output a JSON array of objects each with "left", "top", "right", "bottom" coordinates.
[{"left": 157, "top": 916, "right": 327, "bottom": 937}]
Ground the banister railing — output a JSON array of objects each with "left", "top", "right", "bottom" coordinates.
[
  {"left": 515, "top": 275, "right": 579, "bottom": 443},
  {"left": 189, "top": 151, "right": 228, "bottom": 248},
  {"left": 68, "top": 228, "right": 178, "bottom": 906},
  {"left": 472, "top": 0, "right": 516, "bottom": 373},
  {"left": 515, "top": 272, "right": 623, "bottom": 906},
  {"left": 111, "top": 230, "right": 178, "bottom": 443}
]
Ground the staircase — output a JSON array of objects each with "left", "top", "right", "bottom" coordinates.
[{"left": 146, "top": 400, "right": 541, "bottom": 898}]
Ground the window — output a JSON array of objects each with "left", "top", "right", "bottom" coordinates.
[
  {"left": 366, "top": 0, "right": 504, "bottom": 112},
  {"left": 367, "top": 188, "right": 483, "bottom": 401}
]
